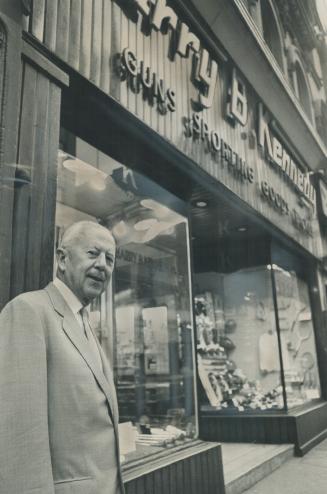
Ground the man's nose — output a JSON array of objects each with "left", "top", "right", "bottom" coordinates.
[{"left": 94, "top": 252, "right": 107, "bottom": 269}]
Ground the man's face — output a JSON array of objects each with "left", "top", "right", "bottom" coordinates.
[{"left": 59, "top": 226, "right": 116, "bottom": 306}]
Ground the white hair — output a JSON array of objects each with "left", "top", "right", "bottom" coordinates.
[{"left": 59, "top": 221, "right": 115, "bottom": 251}]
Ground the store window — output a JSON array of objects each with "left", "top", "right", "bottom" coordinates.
[
  {"left": 56, "top": 132, "right": 197, "bottom": 464},
  {"left": 195, "top": 266, "right": 284, "bottom": 412},
  {"left": 287, "top": 46, "right": 314, "bottom": 122},
  {"left": 193, "top": 202, "right": 321, "bottom": 414},
  {"left": 294, "top": 60, "right": 314, "bottom": 122},
  {"left": 271, "top": 243, "right": 321, "bottom": 408}
]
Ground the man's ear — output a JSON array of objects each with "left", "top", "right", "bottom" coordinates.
[{"left": 56, "top": 247, "right": 67, "bottom": 272}]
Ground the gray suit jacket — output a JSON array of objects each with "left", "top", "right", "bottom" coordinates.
[{"left": 0, "top": 282, "right": 125, "bottom": 494}]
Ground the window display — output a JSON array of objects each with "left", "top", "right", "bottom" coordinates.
[
  {"left": 195, "top": 247, "right": 321, "bottom": 413},
  {"left": 56, "top": 132, "right": 197, "bottom": 463},
  {"left": 195, "top": 268, "right": 284, "bottom": 412},
  {"left": 272, "top": 263, "right": 321, "bottom": 408}
]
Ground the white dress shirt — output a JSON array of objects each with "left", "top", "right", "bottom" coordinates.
[{"left": 53, "top": 277, "right": 103, "bottom": 370}]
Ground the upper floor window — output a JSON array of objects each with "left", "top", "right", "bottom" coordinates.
[
  {"left": 261, "top": 0, "right": 285, "bottom": 70},
  {"left": 295, "top": 61, "right": 314, "bottom": 121},
  {"left": 287, "top": 48, "right": 315, "bottom": 123}
]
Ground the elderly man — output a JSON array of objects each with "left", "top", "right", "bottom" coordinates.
[{"left": 0, "top": 221, "right": 124, "bottom": 494}]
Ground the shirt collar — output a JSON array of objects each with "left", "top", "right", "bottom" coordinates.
[{"left": 53, "top": 277, "right": 85, "bottom": 316}]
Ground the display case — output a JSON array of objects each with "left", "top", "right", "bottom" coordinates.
[
  {"left": 272, "top": 244, "right": 321, "bottom": 409},
  {"left": 55, "top": 132, "right": 197, "bottom": 464},
  {"left": 195, "top": 256, "right": 321, "bottom": 414},
  {"left": 195, "top": 268, "right": 284, "bottom": 413}
]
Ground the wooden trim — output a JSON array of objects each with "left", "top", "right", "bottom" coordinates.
[
  {"left": 200, "top": 400, "right": 327, "bottom": 456},
  {"left": 297, "top": 428, "right": 327, "bottom": 456},
  {"left": 123, "top": 441, "right": 225, "bottom": 494},
  {"left": 22, "top": 38, "right": 69, "bottom": 87},
  {"left": 123, "top": 440, "right": 219, "bottom": 482},
  {"left": 10, "top": 58, "right": 62, "bottom": 298}
]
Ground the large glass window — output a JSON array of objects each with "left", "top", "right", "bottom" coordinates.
[
  {"left": 195, "top": 266, "right": 284, "bottom": 412},
  {"left": 294, "top": 61, "right": 314, "bottom": 122},
  {"left": 261, "top": 0, "right": 285, "bottom": 70},
  {"left": 56, "top": 132, "right": 197, "bottom": 463},
  {"left": 271, "top": 244, "right": 321, "bottom": 408},
  {"left": 194, "top": 219, "right": 321, "bottom": 414}
]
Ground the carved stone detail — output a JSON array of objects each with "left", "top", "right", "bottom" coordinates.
[{"left": 275, "top": 0, "right": 321, "bottom": 51}]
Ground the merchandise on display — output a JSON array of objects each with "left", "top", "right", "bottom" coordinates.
[{"left": 195, "top": 294, "right": 283, "bottom": 412}]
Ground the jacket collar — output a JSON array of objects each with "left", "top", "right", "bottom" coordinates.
[
  {"left": 53, "top": 277, "right": 83, "bottom": 318},
  {"left": 44, "top": 282, "right": 118, "bottom": 425}
]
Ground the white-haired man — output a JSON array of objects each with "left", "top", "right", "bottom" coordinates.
[{"left": 0, "top": 221, "right": 125, "bottom": 494}]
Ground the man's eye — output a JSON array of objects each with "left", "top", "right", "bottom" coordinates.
[
  {"left": 106, "top": 255, "right": 114, "bottom": 264},
  {"left": 87, "top": 250, "right": 98, "bottom": 256}
]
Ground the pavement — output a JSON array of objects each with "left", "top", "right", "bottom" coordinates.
[
  {"left": 243, "top": 438, "right": 327, "bottom": 494},
  {"left": 222, "top": 442, "right": 294, "bottom": 494}
]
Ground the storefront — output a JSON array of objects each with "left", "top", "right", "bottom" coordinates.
[
  {"left": 1, "top": 0, "right": 327, "bottom": 492},
  {"left": 194, "top": 207, "right": 327, "bottom": 455}
]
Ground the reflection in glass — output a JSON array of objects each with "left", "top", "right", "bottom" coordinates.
[
  {"left": 56, "top": 135, "right": 196, "bottom": 463},
  {"left": 273, "top": 266, "right": 321, "bottom": 408}
]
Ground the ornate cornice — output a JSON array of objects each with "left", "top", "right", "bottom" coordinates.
[{"left": 275, "top": 0, "right": 322, "bottom": 51}]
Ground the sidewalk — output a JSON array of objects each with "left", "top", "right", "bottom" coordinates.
[
  {"left": 242, "top": 438, "right": 327, "bottom": 494},
  {"left": 222, "top": 443, "right": 294, "bottom": 494}
]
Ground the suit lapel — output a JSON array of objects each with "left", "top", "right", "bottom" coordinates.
[
  {"left": 98, "top": 344, "right": 119, "bottom": 425},
  {"left": 44, "top": 283, "right": 117, "bottom": 423}
]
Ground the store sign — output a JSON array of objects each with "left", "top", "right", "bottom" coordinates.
[
  {"left": 117, "top": 248, "right": 177, "bottom": 274},
  {"left": 182, "top": 113, "right": 313, "bottom": 236},
  {"left": 123, "top": 1, "right": 315, "bottom": 203},
  {"left": 128, "top": 0, "right": 218, "bottom": 109},
  {"left": 258, "top": 103, "right": 315, "bottom": 208},
  {"left": 260, "top": 181, "right": 289, "bottom": 216},
  {"left": 116, "top": 48, "right": 176, "bottom": 114},
  {"left": 113, "top": 0, "right": 316, "bottom": 241},
  {"left": 182, "top": 102, "right": 315, "bottom": 213},
  {"left": 183, "top": 113, "right": 255, "bottom": 185},
  {"left": 117, "top": 248, "right": 153, "bottom": 266},
  {"left": 227, "top": 69, "right": 248, "bottom": 126},
  {"left": 260, "top": 180, "right": 313, "bottom": 236}
]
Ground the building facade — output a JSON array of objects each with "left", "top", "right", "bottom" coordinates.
[{"left": 1, "top": 0, "right": 327, "bottom": 492}]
